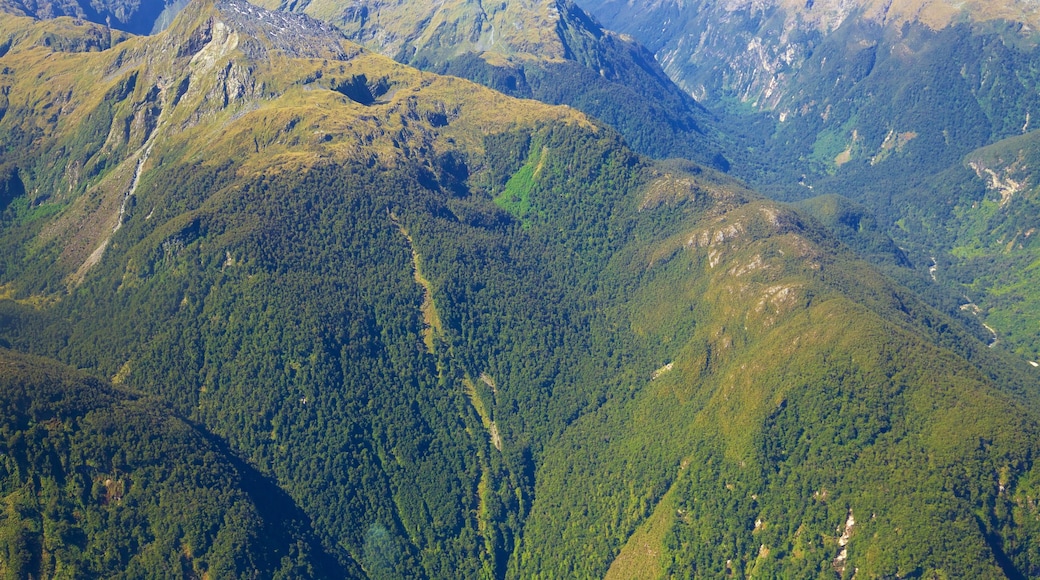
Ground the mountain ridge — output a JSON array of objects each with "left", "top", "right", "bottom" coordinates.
[
  {"left": 0, "top": 347, "right": 346, "bottom": 578},
  {"left": 582, "top": 0, "right": 1040, "bottom": 362},
  {"left": 254, "top": 0, "right": 729, "bottom": 165},
  {"left": 1, "top": 0, "right": 1040, "bottom": 577}
]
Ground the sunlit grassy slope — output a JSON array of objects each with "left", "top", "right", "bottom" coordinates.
[
  {"left": 251, "top": 0, "right": 727, "bottom": 164},
  {"left": 1, "top": 1, "right": 1040, "bottom": 578}
]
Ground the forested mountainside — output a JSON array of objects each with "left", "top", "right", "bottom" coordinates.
[
  {"left": 250, "top": 0, "right": 729, "bottom": 166},
  {"left": 582, "top": 0, "right": 1040, "bottom": 362},
  {"left": 0, "top": 348, "right": 342, "bottom": 578},
  {"left": 1, "top": 0, "right": 1040, "bottom": 577}
]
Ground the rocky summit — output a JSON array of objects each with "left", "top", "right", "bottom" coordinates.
[{"left": 1, "top": 0, "right": 1040, "bottom": 578}]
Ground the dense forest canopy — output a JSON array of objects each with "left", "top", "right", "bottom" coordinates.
[{"left": 0, "top": 0, "right": 1038, "bottom": 578}]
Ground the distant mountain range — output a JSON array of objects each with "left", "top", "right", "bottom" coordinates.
[
  {"left": 0, "top": 0, "right": 189, "bottom": 33},
  {"left": 252, "top": 0, "right": 732, "bottom": 166},
  {"left": 1, "top": 0, "right": 1040, "bottom": 578},
  {"left": 583, "top": 0, "right": 1040, "bottom": 362}
]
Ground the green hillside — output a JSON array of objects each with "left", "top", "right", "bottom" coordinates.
[
  {"left": 0, "top": 347, "right": 341, "bottom": 578},
  {"left": 582, "top": 0, "right": 1040, "bottom": 363},
  {"left": 254, "top": 0, "right": 728, "bottom": 166},
  {"left": 942, "top": 131, "right": 1040, "bottom": 361},
  {"left": 0, "top": 0, "right": 1038, "bottom": 578}
]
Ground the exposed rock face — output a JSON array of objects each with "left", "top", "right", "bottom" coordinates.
[
  {"left": 253, "top": 0, "right": 728, "bottom": 163},
  {"left": 580, "top": 0, "right": 1040, "bottom": 363},
  {"left": 582, "top": 0, "right": 1040, "bottom": 109},
  {"left": 0, "top": 0, "right": 183, "bottom": 34},
  {"left": 207, "top": 0, "right": 349, "bottom": 60}
]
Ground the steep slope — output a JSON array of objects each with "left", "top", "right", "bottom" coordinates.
[
  {"left": 1, "top": 0, "right": 1040, "bottom": 578},
  {"left": 254, "top": 0, "right": 728, "bottom": 165},
  {"left": 516, "top": 186, "right": 1040, "bottom": 577},
  {"left": 793, "top": 194, "right": 911, "bottom": 268},
  {"left": 0, "top": 2, "right": 596, "bottom": 575},
  {"left": 0, "top": 348, "right": 341, "bottom": 578},
  {"left": 581, "top": 0, "right": 1040, "bottom": 360},
  {"left": 582, "top": 0, "right": 1040, "bottom": 193},
  {"left": 943, "top": 131, "right": 1040, "bottom": 361},
  {"left": 582, "top": 0, "right": 1040, "bottom": 105},
  {"left": 0, "top": 0, "right": 188, "bottom": 34}
]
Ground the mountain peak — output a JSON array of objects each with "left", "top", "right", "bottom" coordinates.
[
  {"left": 166, "top": 0, "right": 350, "bottom": 61},
  {"left": 4, "top": 0, "right": 1040, "bottom": 577},
  {"left": 283, "top": 0, "right": 583, "bottom": 63},
  {"left": 605, "top": 0, "right": 1040, "bottom": 33},
  {"left": 262, "top": 0, "right": 727, "bottom": 163}
]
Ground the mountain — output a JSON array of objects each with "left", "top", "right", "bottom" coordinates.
[
  {"left": 0, "top": 0, "right": 189, "bottom": 34},
  {"left": 2, "top": 0, "right": 1040, "bottom": 577},
  {"left": 581, "top": 0, "right": 1040, "bottom": 361},
  {"left": 0, "top": 347, "right": 341, "bottom": 578},
  {"left": 252, "top": 0, "right": 729, "bottom": 166},
  {"left": 793, "top": 194, "right": 911, "bottom": 268},
  {"left": 580, "top": 0, "right": 1040, "bottom": 106},
  {"left": 944, "top": 131, "right": 1040, "bottom": 360}
]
